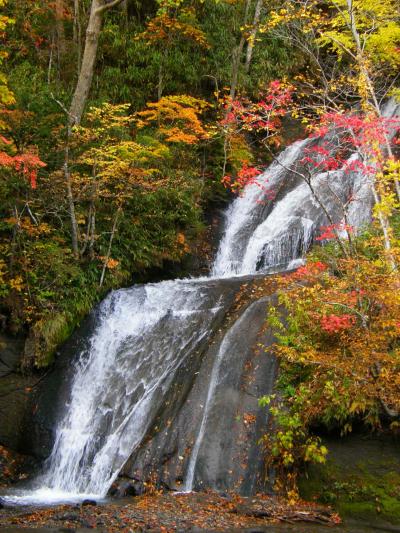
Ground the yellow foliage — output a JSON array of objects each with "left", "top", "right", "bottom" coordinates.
[
  {"left": 0, "top": 1, "right": 15, "bottom": 107},
  {"left": 10, "top": 275, "right": 24, "bottom": 292},
  {"left": 136, "top": 95, "right": 210, "bottom": 144}
]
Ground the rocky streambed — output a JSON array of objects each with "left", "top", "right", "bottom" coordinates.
[
  {"left": 2, "top": 491, "right": 400, "bottom": 532},
  {"left": 0, "top": 490, "right": 341, "bottom": 531}
]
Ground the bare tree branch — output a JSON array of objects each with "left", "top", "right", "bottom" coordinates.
[{"left": 95, "top": 0, "right": 123, "bottom": 15}]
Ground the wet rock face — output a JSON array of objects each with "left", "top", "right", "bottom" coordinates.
[
  {"left": 122, "top": 295, "right": 279, "bottom": 496},
  {"left": 22, "top": 310, "right": 100, "bottom": 459},
  {"left": 0, "top": 374, "right": 36, "bottom": 452},
  {"left": 0, "top": 334, "right": 36, "bottom": 452},
  {"left": 0, "top": 334, "right": 25, "bottom": 379},
  {"left": 26, "top": 276, "right": 279, "bottom": 497},
  {"left": 0, "top": 445, "right": 38, "bottom": 486}
]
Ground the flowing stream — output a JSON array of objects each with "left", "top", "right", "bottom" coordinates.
[{"left": 4, "top": 110, "right": 397, "bottom": 504}]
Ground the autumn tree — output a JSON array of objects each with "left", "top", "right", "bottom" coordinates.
[
  {"left": 55, "top": 0, "right": 122, "bottom": 258},
  {"left": 226, "top": 1, "right": 400, "bottom": 265},
  {"left": 244, "top": 0, "right": 263, "bottom": 73},
  {"left": 264, "top": 0, "right": 400, "bottom": 173},
  {"left": 307, "top": 0, "right": 400, "bottom": 262},
  {"left": 220, "top": 79, "right": 293, "bottom": 182},
  {"left": 137, "top": 0, "right": 209, "bottom": 100},
  {"left": 0, "top": 0, "right": 46, "bottom": 190},
  {"left": 316, "top": 0, "right": 400, "bottom": 196},
  {"left": 64, "top": 95, "right": 208, "bottom": 285},
  {"left": 260, "top": 235, "right": 400, "bottom": 496}
]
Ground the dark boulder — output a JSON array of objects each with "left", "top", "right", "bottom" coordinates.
[
  {"left": 109, "top": 476, "right": 145, "bottom": 498},
  {"left": 81, "top": 499, "right": 97, "bottom": 506}
]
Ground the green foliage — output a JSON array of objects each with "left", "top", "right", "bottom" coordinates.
[
  {"left": 298, "top": 435, "right": 400, "bottom": 523},
  {"left": 0, "top": 63, "right": 208, "bottom": 364}
]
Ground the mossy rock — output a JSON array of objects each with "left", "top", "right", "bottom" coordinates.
[
  {"left": 23, "top": 314, "right": 73, "bottom": 368},
  {"left": 299, "top": 433, "right": 400, "bottom": 525}
]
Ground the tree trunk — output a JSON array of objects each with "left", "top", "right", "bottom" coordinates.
[
  {"left": 228, "top": 0, "right": 251, "bottom": 105},
  {"left": 66, "top": 0, "right": 122, "bottom": 257},
  {"left": 55, "top": 0, "right": 66, "bottom": 58},
  {"left": 370, "top": 183, "right": 397, "bottom": 270},
  {"left": 69, "top": 0, "right": 102, "bottom": 126},
  {"left": 64, "top": 134, "right": 80, "bottom": 257},
  {"left": 89, "top": 206, "right": 96, "bottom": 260},
  {"left": 99, "top": 207, "right": 121, "bottom": 287},
  {"left": 73, "top": 0, "right": 82, "bottom": 75},
  {"left": 157, "top": 61, "right": 164, "bottom": 101},
  {"left": 69, "top": 0, "right": 123, "bottom": 126},
  {"left": 245, "top": 0, "right": 263, "bottom": 73}
]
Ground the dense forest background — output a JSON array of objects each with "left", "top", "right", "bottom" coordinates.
[{"left": 0, "top": 0, "right": 303, "bottom": 367}]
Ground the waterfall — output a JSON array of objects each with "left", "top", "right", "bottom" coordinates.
[
  {"left": 3, "top": 111, "right": 394, "bottom": 504},
  {"left": 211, "top": 139, "right": 311, "bottom": 278}
]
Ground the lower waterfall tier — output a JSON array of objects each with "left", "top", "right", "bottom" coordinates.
[{"left": 13, "top": 276, "right": 278, "bottom": 503}]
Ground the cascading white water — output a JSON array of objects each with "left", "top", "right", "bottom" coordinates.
[
  {"left": 183, "top": 303, "right": 256, "bottom": 492},
  {"left": 3, "top": 279, "right": 228, "bottom": 505},
  {"left": 3, "top": 113, "right": 390, "bottom": 504},
  {"left": 212, "top": 143, "right": 374, "bottom": 278},
  {"left": 44, "top": 281, "right": 225, "bottom": 495},
  {"left": 211, "top": 139, "right": 310, "bottom": 278}
]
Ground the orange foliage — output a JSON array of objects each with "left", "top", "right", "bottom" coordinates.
[
  {"left": 258, "top": 241, "right": 400, "bottom": 495},
  {"left": 137, "top": 10, "right": 209, "bottom": 49},
  {"left": 136, "top": 95, "right": 210, "bottom": 144},
  {"left": 269, "top": 245, "right": 400, "bottom": 430}
]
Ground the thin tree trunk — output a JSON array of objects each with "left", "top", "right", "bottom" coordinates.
[
  {"left": 73, "top": 0, "right": 82, "bottom": 75},
  {"left": 81, "top": 166, "right": 98, "bottom": 257},
  {"left": 47, "top": 37, "right": 54, "bottom": 85},
  {"left": 80, "top": 202, "right": 93, "bottom": 256},
  {"left": 9, "top": 207, "right": 21, "bottom": 276},
  {"left": 245, "top": 0, "right": 263, "bottom": 73},
  {"left": 55, "top": 0, "right": 66, "bottom": 58},
  {"left": 89, "top": 206, "right": 96, "bottom": 260},
  {"left": 120, "top": 0, "right": 128, "bottom": 24},
  {"left": 370, "top": 183, "right": 397, "bottom": 270},
  {"left": 157, "top": 61, "right": 164, "bottom": 101},
  {"left": 99, "top": 207, "right": 121, "bottom": 287},
  {"left": 64, "top": 134, "right": 79, "bottom": 257},
  {"left": 222, "top": 0, "right": 252, "bottom": 174},
  {"left": 228, "top": 0, "right": 251, "bottom": 105}
]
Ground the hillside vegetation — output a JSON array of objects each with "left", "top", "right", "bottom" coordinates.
[{"left": 0, "top": 1, "right": 399, "bottom": 462}]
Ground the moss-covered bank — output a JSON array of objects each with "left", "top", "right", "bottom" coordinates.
[{"left": 299, "top": 433, "right": 400, "bottom": 526}]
